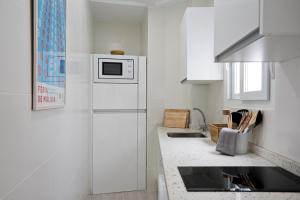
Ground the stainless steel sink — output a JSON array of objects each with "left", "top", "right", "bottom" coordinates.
[{"left": 167, "top": 132, "right": 207, "bottom": 138}]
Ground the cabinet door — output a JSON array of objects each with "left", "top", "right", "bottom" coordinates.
[
  {"left": 186, "top": 7, "right": 217, "bottom": 81},
  {"left": 214, "top": 0, "right": 260, "bottom": 56},
  {"left": 137, "top": 112, "right": 146, "bottom": 190},
  {"left": 181, "top": 7, "right": 223, "bottom": 83},
  {"left": 93, "top": 83, "right": 138, "bottom": 110},
  {"left": 92, "top": 112, "right": 138, "bottom": 193},
  {"left": 180, "top": 10, "right": 188, "bottom": 81}
]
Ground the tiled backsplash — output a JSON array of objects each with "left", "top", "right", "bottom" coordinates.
[{"left": 250, "top": 142, "right": 300, "bottom": 177}]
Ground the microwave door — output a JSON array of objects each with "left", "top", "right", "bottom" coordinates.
[{"left": 102, "top": 62, "right": 123, "bottom": 77}]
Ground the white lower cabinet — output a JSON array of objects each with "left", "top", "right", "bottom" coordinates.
[
  {"left": 158, "top": 151, "right": 168, "bottom": 200},
  {"left": 158, "top": 174, "right": 169, "bottom": 200},
  {"left": 92, "top": 112, "right": 139, "bottom": 194}
]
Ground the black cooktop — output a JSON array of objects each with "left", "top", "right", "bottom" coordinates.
[{"left": 178, "top": 166, "right": 300, "bottom": 192}]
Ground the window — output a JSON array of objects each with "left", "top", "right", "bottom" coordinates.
[
  {"left": 228, "top": 62, "right": 270, "bottom": 101},
  {"left": 231, "top": 63, "right": 241, "bottom": 99}
]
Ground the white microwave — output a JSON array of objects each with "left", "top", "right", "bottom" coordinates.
[{"left": 93, "top": 54, "right": 138, "bottom": 83}]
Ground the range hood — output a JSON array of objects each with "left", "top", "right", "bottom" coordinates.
[
  {"left": 214, "top": 0, "right": 300, "bottom": 63},
  {"left": 215, "top": 29, "right": 300, "bottom": 63}
]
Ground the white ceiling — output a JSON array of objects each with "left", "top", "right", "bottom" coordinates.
[
  {"left": 90, "top": 0, "right": 186, "bottom": 23},
  {"left": 124, "top": 0, "right": 185, "bottom": 6},
  {"left": 90, "top": 0, "right": 184, "bottom": 7},
  {"left": 90, "top": 1, "right": 146, "bottom": 24}
]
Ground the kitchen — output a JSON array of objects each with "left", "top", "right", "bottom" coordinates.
[{"left": 0, "top": 0, "right": 300, "bottom": 200}]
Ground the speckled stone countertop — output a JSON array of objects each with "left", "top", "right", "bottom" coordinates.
[{"left": 157, "top": 127, "right": 300, "bottom": 200}]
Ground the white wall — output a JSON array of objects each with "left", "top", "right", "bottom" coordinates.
[
  {"left": 146, "top": 2, "right": 212, "bottom": 191},
  {"left": 207, "top": 58, "right": 300, "bottom": 164},
  {"left": 0, "top": 0, "right": 93, "bottom": 200},
  {"left": 147, "top": 6, "right": 166, "bottom": 192},
  {"left": 93, "top": 21, "right": 143, "bottom": 55},
  {"left": 207, "top": 81, "right": 224, "bottom": 123},
  {"left": 250, "top": 60, "right": 300, "bottom": 163},
  {"left": 141, "top": 12, "right": 148, "bottom": 56}
]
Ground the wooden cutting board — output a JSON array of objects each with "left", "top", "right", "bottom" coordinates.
[{"left": 163, "top": 109, "right": 190, "bottom": 128}]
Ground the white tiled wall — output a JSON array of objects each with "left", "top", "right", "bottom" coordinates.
[{"left": 0, "top": 0, "right": 93, "bottom": 200}]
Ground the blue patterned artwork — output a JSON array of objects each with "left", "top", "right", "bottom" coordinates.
[{"left": 33, "top": 0, "right": 66, "bottom": 110}]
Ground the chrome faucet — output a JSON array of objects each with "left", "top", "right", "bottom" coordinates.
[{"left": 193, "top": 108, "right": 208, "bottom": 132}]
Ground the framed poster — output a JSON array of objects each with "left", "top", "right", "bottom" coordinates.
[{"left": 33, "top": 0, "right": 66, "bottom": 110}]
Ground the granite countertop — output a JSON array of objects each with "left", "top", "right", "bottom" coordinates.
[{"left": 157, "top": 127, "right": 300, "bottom": 200}]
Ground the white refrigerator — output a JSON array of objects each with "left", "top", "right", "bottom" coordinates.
[{"left": 92, "top": 55, "right": 146, "bottom": 194}]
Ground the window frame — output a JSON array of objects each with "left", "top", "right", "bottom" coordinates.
[
  {"left": 231, "top": 63, "right": 241, "bottom": 100},
  {"left": 228, "top": 62, "right": 270, "bottom": 101}
]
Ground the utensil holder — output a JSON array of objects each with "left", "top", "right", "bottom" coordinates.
[{"left": 235, "top": 128, "right": 253, "bottom": 154}]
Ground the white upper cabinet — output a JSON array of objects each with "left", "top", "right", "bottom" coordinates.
[
  {"left": 214, "top": 0, "right": 300, "bottom": 62},
  {"left": 180, "top": 7, "right": 223, "bottom": 84}
]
